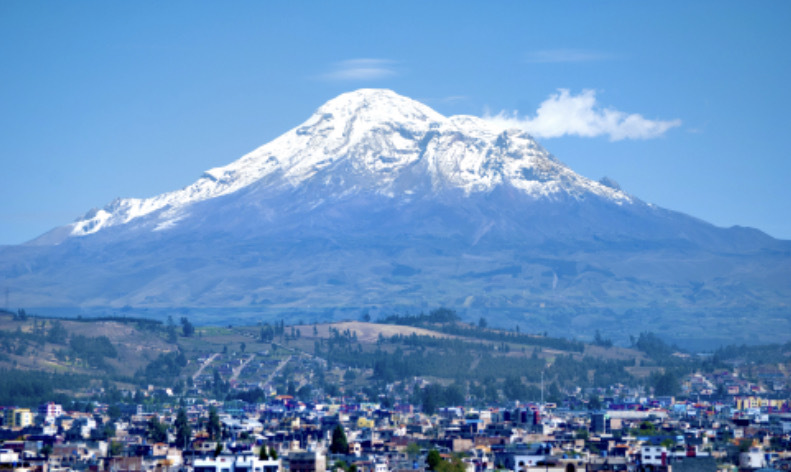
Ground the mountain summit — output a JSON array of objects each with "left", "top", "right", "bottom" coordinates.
[
  {"left": 67, "top": 89, "right": 628, "bottom": 239},
  {"left": 3, "top": 89, "right": 790, "bottom": 347}
]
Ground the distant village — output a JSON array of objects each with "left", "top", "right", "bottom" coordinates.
[{"left": 2, "top": 365, "right": 790, "bottom": 472}]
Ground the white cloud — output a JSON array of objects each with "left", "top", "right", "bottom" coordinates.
[
  {"left": 484, "top": 89, "right": 681, "bottom": 141},
  {"left": 321, "top": 59, "right": 396, "bottom": 81},
  {"left": 525, "top": 49, "right": 614, "bottom": 63}
]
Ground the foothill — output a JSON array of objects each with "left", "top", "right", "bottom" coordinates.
[{"left": 0, "top": 309, "right": 789, "bottom": 471}]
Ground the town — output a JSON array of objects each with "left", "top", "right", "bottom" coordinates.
[
  {"left": 0, "top": 311, "right": 789, "bottom": 472},
  {"left": 1, "top": 375, "right": 790, "bottom": 472}
]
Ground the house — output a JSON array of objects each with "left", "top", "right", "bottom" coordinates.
[{"left": 194, "top": 453, "right": 280, "bottom": 472}]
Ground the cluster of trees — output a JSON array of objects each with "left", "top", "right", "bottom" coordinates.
[
  {"left": 0, "top": 368, "right": 84, "bottom": 406},
  {"left": 631, "top": 332, "right": 675, "bottom": 360},
  {"left": 380, "top": 332, "right": 499, "bottom": 353},
  {"left": 650, "top": 369, "right": 681, "bottom": 396},
  {"left": 426, "top": 449, "right": 466, "bottom": 472},
  {"left": 227, "top": 387, "right": 267, "bottom": 404},
  {"left": 379, "top": 307, "right": 461, "bottom": 326},
  {"left": 69, "top": 335, "right": 118, "bottom": 369},
  {"left": 378, "top": 307, "right": 583, "bottom": 352},
  {"left": 210, "top": 369, "right": 231, "bottom": 398},
  {"left": 258, "top": 445, "right": 278, "bottom": 460},
  {"left": 0, "top": 319, "right": 70, "bottom": 358},
  {"left": 414, "top": 382, "right": 465, "bottom": 414},
  {"left": 12, "top": 308, "right": 29, "bottom": 321},
  {"left": 72, "top": 315, "right": 162, "bottom": 331},
  {"left": 259, "top": 320, "right": 286, "bottom": 342},
  {"left": 433, "top": 323, "right": 584, "bottom": 353},
  {"left": 166, "top": 316, "right": 195, "bottom": 343},
  {"left": 712, "top": 341, "right": 791, "bottom": 365},
  {"left": 136, "top": 350, "right": 187, "bottom": 385},
  {"left": 314, "top": 328, "right": 634, "bottom": 399}
]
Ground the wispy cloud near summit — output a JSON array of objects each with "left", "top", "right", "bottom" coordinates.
[
  {"left": 321, "top": 59, "right": 397, "bottom": 81},
  {"left": 484, "top": 89, "right": 681, "bottom": 141}
]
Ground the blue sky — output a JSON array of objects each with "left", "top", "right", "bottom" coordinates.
[{"left": 1, "top": 1, "right": 790, "bottom": 244}]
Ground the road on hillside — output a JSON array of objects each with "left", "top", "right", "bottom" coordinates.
[
  {"left": 261, "top": 355, "right": 292, "bottom": 387},
  {"left": 230, "top": 354, "right": 256, "bottom": 383},
  {"left": 192, "top": 352, "right": 219, "bottom": 381}
]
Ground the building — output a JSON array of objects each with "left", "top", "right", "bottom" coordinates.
[
  {"left": 194, "top": 453, "right": 280, "bottom": 472},
  {"left": 38, "top": 402, "right": 63, "bottom": 422},
  {"left": 739, "top": 448, "right": 767, "bottom": 470},
  {"left": 0, "top": 449, "right": 19, "bottom": 465},
  {"left": 591, "top": 412, "right": 611, "bottom": 435},
  {"left": 640, "top": 446, "right": 667, "bottom": 467},
  {"left": 3, "top": 408, "right": 33, "bottom": 429},
  {"left": 288, "top": 451, "right": 326, "bottom": 472},
  {"left": 493, "top": 444, "right": 549, "bottom": 471}
]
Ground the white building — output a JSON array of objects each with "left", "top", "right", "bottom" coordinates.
[
  {"left": 0, "top": 449, "right": 19, "bottom": 464},
  {"left": 739, "top": 448, "right": 767, "bottom": 469},
  {"left": 38, "top": 402, "right": 63, "bottom": 421},
  {"left": 193, "top": 454, "right": 280, "bottom": 472},
  {"left": 640, "top": 446, "right": 667, "bottom": 467}
]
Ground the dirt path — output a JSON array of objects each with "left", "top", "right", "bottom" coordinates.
[
  {"left": 231, "top": 354, "right": 255, "bottom": 382},
  {"left": 192, "top": 352, "right": 219, "bottom": 381},
  {"left": 262, "top": 355, "right": 292, "bottom": 387}
]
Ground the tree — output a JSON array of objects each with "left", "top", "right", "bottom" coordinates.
[
  {"left": 406, "top": 442, "right": 421, "bottom": 458},
  {"left": 47, "top": 320, "right": 68, "bottom": 344},
  {"left": 426, "top": 450, "right": 442, "bottom": 470},
  {"left": 330, "top": 424, "right": 348, "bottom": 454},
  {"left": 109, "top": 440, "right": 124, "bottom": 457},
  {"left": 165, "top": 315, "right": 178, "bottom": 343},
  {"left": 107, "top": 404, "right": 122, "bottom": 422},
  {"left": 593, "top": 330, "right": 613, "bottom": 348},
  {"left": 175, "top": 408, "right": 191, "bottom": 450},
  {"left": 268, "top": 446, "right": 278, "bottom": 460},
  {"left": 737, "top": 438, "right": 753, "bottom": 453},
  {"left": 652, "top": 370, "right": 679, "bottom": 396},
  {"left": 40, "top": 443, "right": 53, "bottom": 458},
  {"left": 478, "top": 317, "right": 487, "bottom": 329},
  {"left": 207, "top": 405, "right": 221, "bottom": 441},
  {"left": 214, "top": 442, "right": 223, "bottom": 457},
  {"left": 148, "top": 416, "right": 168, "bottom": 443},
  {"left": 588, "top": 395, "right": 602, "bottom": 410},
  {"left": 180, "top": 317, "right": 195, "bottom": 337},
  {"left": 259, "top": 445, "right": 269, "bottom": 460}
]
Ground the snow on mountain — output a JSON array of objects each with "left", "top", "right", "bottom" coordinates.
[{"left": 70, "top": 89, "right": 631, "bottom": 237}]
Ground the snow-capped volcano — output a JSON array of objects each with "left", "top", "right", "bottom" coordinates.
[
  {"left": 3, "top": 89, "right": 790, "bottom": 347},
  {"left": 70, "top": 89, "right": 630, "bottom": 237}
]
